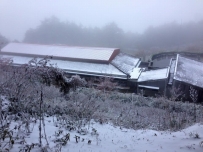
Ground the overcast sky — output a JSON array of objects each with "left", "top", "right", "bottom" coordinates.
[{"left": 0, "top": 0, "right": 203, "bottom": 41}]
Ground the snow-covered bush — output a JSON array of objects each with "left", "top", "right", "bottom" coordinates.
[
  {"left": 0, "top": 57, "right": 86, "bottom": 151},
  {"left": 75, "top": 88, "right": 203, "bottom": 130}
]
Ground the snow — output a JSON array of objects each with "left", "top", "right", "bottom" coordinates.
[
  {"left": 8, "top": 117, "right": 203, "bottom": 152},
  {"left": 1, "top": 95, "right": 203, "bottom": 152},
  {"left": 138, "top": 68, "right": 169, "bottom": 82},
  {"left": 0, "top": 55, "right": 127, "bottom": 79},
  {"left": 1, "top": 43, "right": 118, "bottom": 62},
  {"left": 174, "top": 55, "right": 203, "bottom": 88},
  {"left": 130, "top": 68, "right": 142, "bottom": 79},
  {"left": 111, "top": 53, "right": 140, "bottom": 75}
]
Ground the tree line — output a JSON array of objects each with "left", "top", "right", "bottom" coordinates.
[{"left": 1, "top": 16, "right": 203, "bottom": 55}]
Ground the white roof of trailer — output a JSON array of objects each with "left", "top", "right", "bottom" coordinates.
[
  {"left": 174, "top": 55, "right": 203, "bottom": 88},
  {"left": 138, "top": 68, "right": 169, "bottom": 82},
  {"left": 1, "top": 43, "right": 119, "bottom": 62},
  {"left": 0, "top": 55, "right": 127, "bottom": 79}
]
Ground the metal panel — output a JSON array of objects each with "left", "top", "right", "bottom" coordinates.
[
  {"left": 174, "top": 55, "right": 203, "bottom": 88},
  {"left": 138, "top": 68, "right": 169, "bottom": 82},
  {"left": 111, "top": 53, "right": 140, "bottom": 75},
  {"left": 168, "top": 58, "right": 176, "bottom": 85},
  {"left": 138, "top": 85, "right": 159, "bottom": 90}
]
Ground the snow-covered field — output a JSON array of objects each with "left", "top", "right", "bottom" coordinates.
[
  {"left": 7, "top": 117, "right": 203, "bottom": 152},
  {"left": 1, "top": 90, "right": 203, "bottom": 152}
]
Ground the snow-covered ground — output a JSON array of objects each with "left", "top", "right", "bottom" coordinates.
[{"left": 8, "top": 117, "right": 203, "bottom": 152}]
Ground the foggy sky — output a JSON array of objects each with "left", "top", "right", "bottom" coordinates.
[{"left": 0, "top": 0, "right": 203, "bottom": 41}]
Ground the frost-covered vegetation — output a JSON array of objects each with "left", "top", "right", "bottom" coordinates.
[{"left": 0, "top": 57, "right": 203, "bottom": 151}]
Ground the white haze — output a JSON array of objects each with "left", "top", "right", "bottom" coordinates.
[{"left": 0, "top": 0, "right": 203, "bottom": 41}]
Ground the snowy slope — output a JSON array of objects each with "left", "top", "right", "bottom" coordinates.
[{"left": 8, "top": 117, "right": 203, "bottom": 152}]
